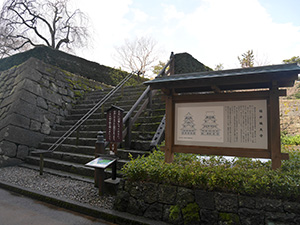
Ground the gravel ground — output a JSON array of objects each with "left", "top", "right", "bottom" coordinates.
[{"left": 0, "top": 166, "right": 115, "bottom": 209}]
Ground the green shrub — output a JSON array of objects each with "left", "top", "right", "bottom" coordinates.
[
  {"left": 281, "top": 133, "right": 300, "bottom": 145},
  {"left": 122, "top": 147, "right": 300, "bottom": 200}
]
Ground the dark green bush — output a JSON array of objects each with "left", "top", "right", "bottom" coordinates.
[{"left": 122, "top": 148, "right": 300, "bottom": 200}]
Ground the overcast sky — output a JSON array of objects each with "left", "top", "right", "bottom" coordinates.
[{"left": 2, "top": 0, "right": 300, "bottom": 73}]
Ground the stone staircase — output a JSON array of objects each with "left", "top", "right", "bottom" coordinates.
[{"left": 23, "top": 85, "right": 165, "bottom": 179}]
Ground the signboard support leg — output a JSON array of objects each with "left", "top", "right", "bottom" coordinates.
[
  {"left": 95, "top": 168, "right": 105, "bottom": 195},
  {"left": 112, "top": 161, "right": 117, "bottom": 180},
  {"left": 165, "top": 95, "right": 174, "bottom": 163},
  {"left": 269, "top": 85, "right": 281, "bottom": 170},
  {"left": 125, "top": 118, "right": 132, "bottom": 149}
]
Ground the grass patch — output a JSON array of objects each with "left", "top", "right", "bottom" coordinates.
[{"left": 122, "top": 147, "right": 300, "bottom": 200}]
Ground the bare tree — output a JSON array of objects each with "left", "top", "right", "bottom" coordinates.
[
  {"left": 0, "top": 0, "right": 89, "bottom": 57},
  {"left": 114, "top": 36, "right": 158, "bottom": 77}
]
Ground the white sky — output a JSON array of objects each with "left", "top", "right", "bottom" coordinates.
[{"left": 2, "top": 0, "right": 300, "bottom": 72}]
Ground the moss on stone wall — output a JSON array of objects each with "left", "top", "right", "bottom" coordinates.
[{"left": 0, "top": 46, "right": 147, "bottom": 86}]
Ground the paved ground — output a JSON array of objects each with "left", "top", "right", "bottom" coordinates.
[{"left": 0, "top": 188, "right": 115, "bottom": 225}]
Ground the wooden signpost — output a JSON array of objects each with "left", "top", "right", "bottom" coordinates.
[
  {"left": 145, "top": 63, "right": 300, "bottom": 169},
  {"left": 106, "top": 105, "right": 124, "bottom": 154},
  {"left": 85, "top": 156, "right": 117, "bottom": 195}
]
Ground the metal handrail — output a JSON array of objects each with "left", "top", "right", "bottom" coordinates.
[
  {"left": 121, "top": 53, "right": 174, "bottom": 147},
  {"left": 123, "top": 53, "right": 174, "bottom": 125},
  {"left": 45, "top": 71, "right": 136, "bottom": 153}
]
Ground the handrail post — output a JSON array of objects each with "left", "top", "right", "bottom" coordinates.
[
  {"left": 147, "top": 89, "right": 153, "bottom": 110},
  {"left": 39, "top": 154, "right": 44, "bottom": 175},
  {"left": 76, "top": 129, "right": 80, "bottom": 146},
  {"left": 125, "top": 117, "right": 132, "bottom": 149}
]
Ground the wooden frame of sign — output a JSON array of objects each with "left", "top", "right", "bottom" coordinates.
[{"left": 163, "top": 86, "right": 287, "bottom": 170}]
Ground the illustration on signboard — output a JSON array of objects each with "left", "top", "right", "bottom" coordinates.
[
  {"left": 200, "top": 111, "right": 221, "bottom": 136},
  {"left": 181, "top": 112, "right": 196, "bottom": 135}
]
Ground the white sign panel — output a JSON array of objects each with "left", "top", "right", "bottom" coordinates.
[{"left": 175, "top": 100, "right": 268, "bottom": 149}]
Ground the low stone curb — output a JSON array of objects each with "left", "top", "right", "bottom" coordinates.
[{"left": 0, "top": 180, "right": 168, "bottom": 225}]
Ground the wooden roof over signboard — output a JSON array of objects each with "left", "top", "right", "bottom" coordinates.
[{"left": 145, "top": 63, "right": 300, "bottom": 93}]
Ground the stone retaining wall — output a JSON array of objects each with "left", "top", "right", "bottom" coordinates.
[
  {"left": 0, "top": 58, "right": 105, "bottom": 166},
  {"left": 280, "top": 99, "right": 300, "bottom": 135},
  {"left": 115, "top": 180, "right": 300, "bottom": 225}
]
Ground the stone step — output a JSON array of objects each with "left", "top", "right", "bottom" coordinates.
[
  {"left": 35, "top": 141, "right": 148, "bottom": 161},
  {"left": 55, "top": 124, "right": 105, "bottom": 132},
  {"left": 49, "top": 130, "right": 155, "bottom": 140},
  {"left": 71, "top": 99, "right": 146, "bottom": 111},
  {"left": 31, "top": 151, "right": 94, "bottom": 164},
  {"left": 43, "top": 136, "right": 96, "bottom": 146},
  {"left": 24, "top": 83, "right": 164, "bottom": 178},
  {"left": 116, "top": 149, "right": 150, "bottom": 160},
  {"left": 36, "top": 143, "right": 95, "bottom": 155},
  {"left": 59, "top": 111, "right": 164, "bottom": 127},
  {"left": 50, "top": 130, "right": 99, "bottom": 138},
  {"left": 19, "top": 163, "right": 94, "bottom": 183},
  {"left": 26, "top": 154, "right": 127, "bottom": 177},
  {"left": 32, "top": 150, "right": 129, "bottom": 170},
  {"left": 25, "top": 156, "right": 95, "bottom": 177},
  {"left": 131, "top": 122, "right": 162, "bottom": 132},
  {"left": 130, "top": 140, "right": 152, "bottom": 151},
  {"left": 83, "top": 87, "right": 145, "bottom": 101},
  {"left": 68, "top": 102, "right": 138, "bottom": 115}
]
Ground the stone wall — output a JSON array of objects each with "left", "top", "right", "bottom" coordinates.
[
  {"left": 0, "top": 57, "right": 106, "bottom": 166},
  {"left": 115, "top": 180, "right": 300, "bottom": 225},
  {"left": 280, "top": 99, "right": 300, "bottom": 135}
]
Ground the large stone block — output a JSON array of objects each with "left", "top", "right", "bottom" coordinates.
[
  {"left": 158, "top": 184, "right": 177, "bottom": 205},
  {"left": 195, "top": 189, "right": 215, "bottom": 210},
  {"left": 9, "top": 99, "right": 47, "bottom": 123},
  {"left": 1, "top": 125, "right": 45, "bottom": 147},
  {"left": 256, "top": 197, "right": 283, "bottom": 212},
  {"left": 144, "top": 203, "right": 163, "bottom": 221},
  {"left": 17, "top": 145, "right": 29, "bottom": 159},
  {"left": 215, "top": 193, "right": 238, "bottom": 213},
  {"left": 0, "top": 140, "right": 17, "bottom": 157},
  {"left": 238, "top": 208, "right": 264, "bottom": 225},
  {"left": 37, "top": 97, "right": 48, "bottom": 109},
  {"left": 127, "top": 197, "right": 149, "bottom": 216},
  {"left": 0, "top": 113, "right": 30, "bottom": 130},
  {"left": 176, "top": 187, "right": 195, "bottom": 208}
]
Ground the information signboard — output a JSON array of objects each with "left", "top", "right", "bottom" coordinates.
[
  {"left": 175, "top": 100, "right": 268, "bottom": 149},
  {"left": 106, "top": 106, "right": 124, "bottom": 143},
  {"left": 85, "top": 157, "right": 116, "bottom": 169}
]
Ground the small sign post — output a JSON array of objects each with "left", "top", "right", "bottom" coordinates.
[
  {"left": 106, "top": 105, "right": 124, "bottom": 154},
  {"left": 85, "top": 156, "right": 117, "bottom": 195}
]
